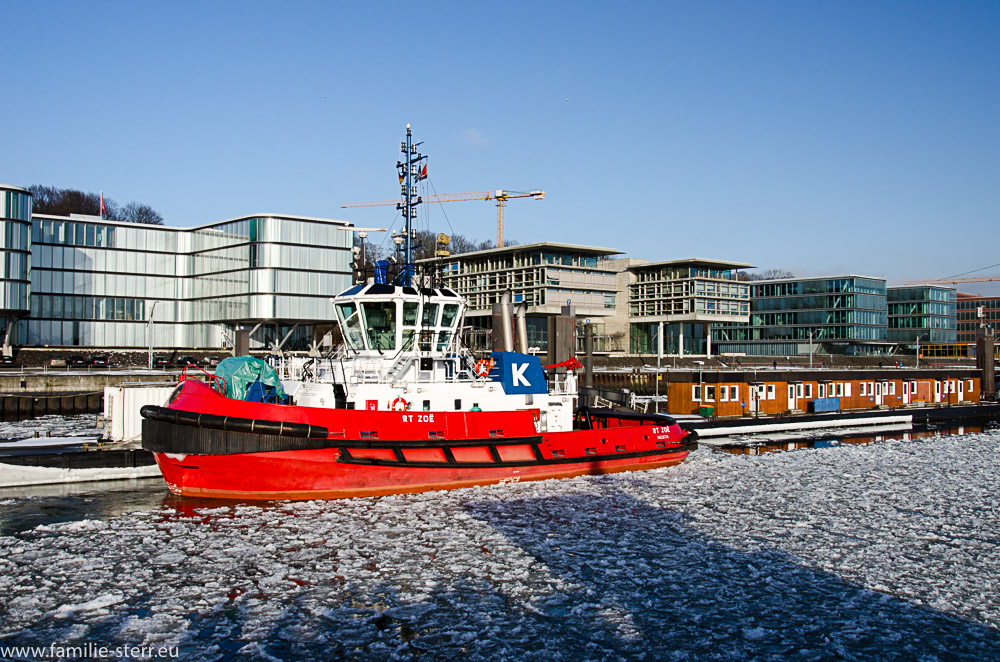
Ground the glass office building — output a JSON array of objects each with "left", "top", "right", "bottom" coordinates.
[
  {"left": 0, "top": 185, "right": 32, "bottom": 350},
  {"left": 20, "top": 212, "right": 353, "bottom": 351},
  {"left": 713, "top": 276, "right": 889, "bottom": 356},
  {"left": 628, "top": 259, "right": 752, "bottom": 356},
  {"left": 887, "top": 285, "right": 957, "bottom": 344}
]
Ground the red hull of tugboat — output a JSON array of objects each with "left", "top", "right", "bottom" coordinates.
[{"left": 143, "top": 379, "right": 696, "bottom": 500}]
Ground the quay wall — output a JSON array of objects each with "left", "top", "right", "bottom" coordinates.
[
  {"left": 0, "top": 372, "right": 177, "bottom": 395},
  {"left": 0, "top": 372, "right": 179, "bottom": 421}
]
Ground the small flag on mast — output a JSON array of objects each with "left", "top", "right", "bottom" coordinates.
[
  {"left": 418, "top": 163, "right": 428, "bottom": 181},
  {"left": 99, "top": 190, "right": 106, "bottom": 220}
]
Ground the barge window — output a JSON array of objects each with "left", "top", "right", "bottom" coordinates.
[
  {"left": 803, "top": 384, "right": 811, "bottom": 398},
  {"left": 336, "top": 302, "right": 365, "bottom": 351},
  {"left": 766, "top": 384, "right": 775, "bottom": 400},
  {"left": 705, "top": 386, "right": 715, "bottom": 402},
  {"left": 730, "top": 385, "right": 739, "bottom": 400},
  {"left": 692, "top": 385, "right": 701, "bottom": 401}
]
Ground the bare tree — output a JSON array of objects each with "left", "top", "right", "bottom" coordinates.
[
  {"left": 118, "top": 201, "right": 164, "bottom": 225},
  {"left": 27, "top": 185, "right": 161, "bottom": 224},
  {"left": 739, "top": 268, "right": 795, "bottom": 281},
  {"left": 28, "top": 185, "right": 116, "bottom": 218}
]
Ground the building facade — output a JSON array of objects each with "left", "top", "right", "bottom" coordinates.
[
  {"left": 0, "top": 185, "right": 32, "bottom": 351},
  {"left": 14, "top": 203, "right": 354, "bottom": 352},
  {"left": 423, "top": 242, "right": 622, "bottom": 352},
  {"left": 713, "top": 276, "right": 889, "bottom": 356},
  {"left": 628, "top": 259, "right": 752, "bottom": 356},
  {"left": 886, "top": 285, "right": 957, "bottom": 344},
  {"left": 957, "top": 294, "right": 1000, "bottom": 344}
]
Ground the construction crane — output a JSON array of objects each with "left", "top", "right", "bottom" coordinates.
[
  {"left": 904, "top": 276, "right": 1000, "bottom": 285},
  {"left": 342, "top": 189, "right": 545, "bottom": 248}
]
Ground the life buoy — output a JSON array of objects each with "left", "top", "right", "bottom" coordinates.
[
  {"left": 475, "top": 359, "right": 492, "bottom": 377},
  {"left": 391, "top": 397, "right": 408, "bottom": 411}
]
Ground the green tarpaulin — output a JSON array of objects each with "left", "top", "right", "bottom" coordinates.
[{"left": 215, "top": 357, "right": 286, "bottom": 401}]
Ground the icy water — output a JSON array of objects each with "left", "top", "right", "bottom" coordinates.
[{"left": 1, "top": 431, "right": 1000, "bottom": 661}]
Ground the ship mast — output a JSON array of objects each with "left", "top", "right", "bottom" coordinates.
[{"left": 395, "top": 124, "right": 427, "bottom": 286}]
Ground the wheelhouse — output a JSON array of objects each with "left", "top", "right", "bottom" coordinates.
[{"left": 333, "top": 284, "right": 465, "bottom": 358}]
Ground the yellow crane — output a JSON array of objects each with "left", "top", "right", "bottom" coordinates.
[{"left": 342, "top": 189, "right": 545, "bottom": 248}]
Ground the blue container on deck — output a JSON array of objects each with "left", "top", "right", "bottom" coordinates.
[{"left": 810, "top": 397, "right": 841, "bottom": 413}]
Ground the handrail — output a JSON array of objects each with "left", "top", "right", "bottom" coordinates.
[{"left": 180, "top": 364, "right": 227, "bottom": 396}]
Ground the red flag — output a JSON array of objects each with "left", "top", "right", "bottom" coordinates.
[
  {"left": 100, "top": 190, "right": 106, "bottom": 219},
  {"left": 418, "top": 164, "right": 428, "bottom": 181}
]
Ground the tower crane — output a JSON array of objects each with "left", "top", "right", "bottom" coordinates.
[
  {"left": 904, "top": 276, "right": 1000, "bottom": 285},
  {"left": 342, "top": 189, "right": 545, "bottom": 248}
]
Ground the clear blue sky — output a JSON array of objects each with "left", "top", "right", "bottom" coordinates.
[{"left": 3, "top": 1, "right": 998, "bottom": 291}]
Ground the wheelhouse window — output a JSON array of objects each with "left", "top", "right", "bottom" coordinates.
[
  {"left": 419, "top": 330, "right": 435, "bottom": 352},
  {"left": 403, "top": 301, "right": 419, "bottom": 326},
  {"left": 422, "top": 303, "right": 439, "bottom": 326},
  {"left": 362, "top": 301, "right": 397, "bottom": 351},
  {"left": 441, "top": 303, "right": 460, "bottom": 328},
  {"left": 336, "top": 302, "right": 365, "bottom": 350}
]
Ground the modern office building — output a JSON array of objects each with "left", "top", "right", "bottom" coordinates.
[
  {"left": 957, "top": 294, "right": 1000, "bottom": 344},
  {"left": 10, "top": 190, "right": 355, "bottom": 352},
  {"left": 627, "top": 259, "right": 752, "bottom": 356},
  {"left": 713, "top": 275, "right": 889, "bottom": 356},
  {"left": 0, "top": 185, "right": 32, "bottom": 352},
  {"left": 886, "top": 285, "right": 957, "bottom": 344},
  {"left": 422, "top": 242, "right": 622, "bottom": 352}
]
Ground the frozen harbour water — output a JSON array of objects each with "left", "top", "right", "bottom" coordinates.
[{"left": 1, "top": 430, "right": 999, "bottom": 661}]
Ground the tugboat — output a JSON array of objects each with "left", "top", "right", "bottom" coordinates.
[{"left": 140, "top": 126, "right": 696, "bottom": 500}]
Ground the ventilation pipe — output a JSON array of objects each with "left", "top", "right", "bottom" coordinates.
[
  {"left": 514, "top": 303, "right": 529, "bottom": 354},
  {"left": 499, "top": 290, "right": 514, "bottom": 353}
]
